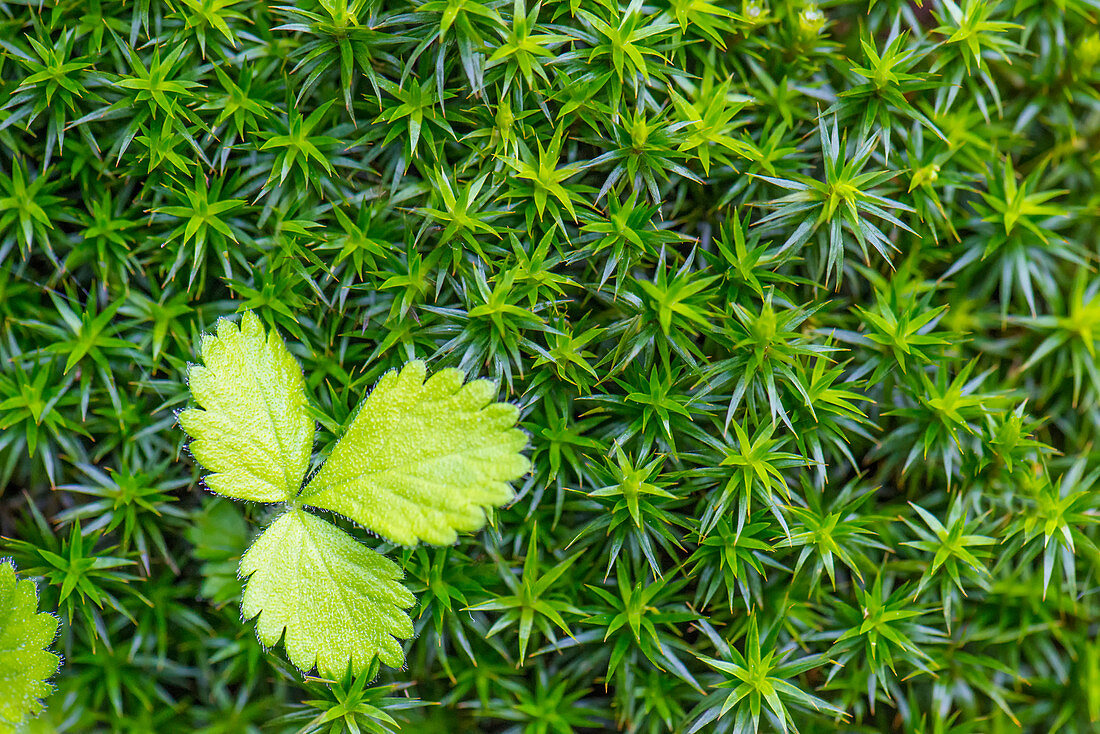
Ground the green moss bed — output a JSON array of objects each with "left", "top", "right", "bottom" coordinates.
[{"left": 2, "top": 0, "right": 1100, "bottom": 731}]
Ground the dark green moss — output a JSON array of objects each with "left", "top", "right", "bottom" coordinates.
[{"left": 2, "top": 0, "right": 1099, "bottom": 731}]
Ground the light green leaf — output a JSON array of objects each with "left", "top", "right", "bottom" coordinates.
[
  {"left": 300, "top": 361, "right": 531, "bottom": 546},
  {"left": 180, "top": 314, "right": 527, "bottom": 675},
  {"left": 179, "top": 311, "right": 314, "bottom": 503},
  {"left": 239, "top": 509, "right": 415, "bottom": 676},
  {"left": 0, "top": 561, "right": 60, "bottom": 732}
]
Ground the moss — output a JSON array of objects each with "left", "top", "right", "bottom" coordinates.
[{"left": 1, "top": 0, "right": 1099, "bottom": 731}]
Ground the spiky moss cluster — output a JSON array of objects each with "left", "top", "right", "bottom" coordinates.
[{"left": 1, "top": 0, "right": 1099, "bottom": 731}]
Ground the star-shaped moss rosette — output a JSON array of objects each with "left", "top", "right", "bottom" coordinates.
[
  {"left": 0, "top": 561, "right": 61, "bottom": 733},
  {"left": 179, "top": 311, "right": 530, "bottom": 677}
]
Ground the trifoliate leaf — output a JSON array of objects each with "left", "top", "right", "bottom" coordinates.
[
  {"left": 300, "top": 361, "right": 531, "bottom": 546},
  {"left": 239, "top": 509, "right": 415, "bottom": 677},
  {"left": 0, "top": 561, "right": 60, "bottom": 732},
  {"left": 180, "top": 315, "right": 527, "bottom": 675},
  {"left": 179, "top": 311, "right": 314, "bottom": 503}
]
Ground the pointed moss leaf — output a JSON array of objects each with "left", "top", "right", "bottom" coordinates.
[
  {"left": 180, "top": 312, "right": 314, "bottom": 503},
  {"left": 0, "top": 561, "right": 60, "bottom": 732},
  {"left": 300, "top": 361, "right": 530, "bottom": 546},
  {"left": 239, "top": 509, "right": 415, "bottom": 677}
]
